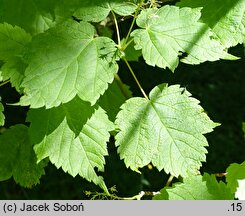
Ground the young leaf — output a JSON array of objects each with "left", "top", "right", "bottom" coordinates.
[
  {"left": 0, "top": 23, "right": 31, "bottom": 61},
  {"left": 0, "top": 124, "right": 46, "bottom": 187},
  {"left": 177, "top": 0, "right": 245, "bottom": 48},
  {"left": 0, "top": 0, "right": 56, "bottom": 34},
  {"left": 0, "top": 99, "right": 4, "bottom": 126},
  {"left": 115, "top": 84, "right": 219, "bottom": 176},
  {"left": 27, "top": 97, "right": 114, "bottom": 191},
  {"left": 153, "top": 173, "right": 233, "bottom": 200},
  {"left": 131, "top": 6, "right": 236, "bottom": 71},
  {"left": 20, "top": 20, "right": 118, "bottom": 108},
  {"left": 226, "top": 162, "right": 245, "bottom": 194},
  {"left": 73, "top": 0, "right": 138, "bottom": 22}
]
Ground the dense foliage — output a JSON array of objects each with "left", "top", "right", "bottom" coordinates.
[{"left": 0, "top": 0, "right": 244, "bottom": 199}]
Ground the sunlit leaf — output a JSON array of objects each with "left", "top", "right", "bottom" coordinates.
[
  {"left": 131, "top": 6, "right": 237, "bottom": 71},
  {"left": 153, "top": 173, "right": 233, "bottom": 200},
  {"left": 177, "top": 0, "right": 245, "bottom": 48},
  {"left": 20, "top": 20, "right": 118, "bottom": 108},
  {"left": 27, "top": 97, "right": 114, "bottom": 191},
  {"left": 226, "top": 162, "right": 245, "bottom": 194},
  {"left": 116, "top": 84, "right": 219, "bottom": 176}
]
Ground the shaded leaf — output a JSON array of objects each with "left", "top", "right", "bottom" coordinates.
[
  {"left": 0, "top": 124, "right": 46, "bottom": 187},
  {"left": 1, "top": 57, "right": 26, "bottom": 92},
  {"left": 99, "top": 80, "right": 132, "bottom": 121},
  {"left": 0, "top": 0, "right": 57, "bottom": 34},
  {"left": 122, "top": 38, "right": 142, "bottom": 62},
  {"left": 73, "top": 0, "right": 138, "bottom": 22},
  {"left": 0, "top": 23, "right": 31, "bottom": 61},
  {"left": 115, "top": 84, "right": 219, "bottom": 176}
]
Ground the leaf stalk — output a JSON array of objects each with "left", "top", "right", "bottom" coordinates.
[
  {"left": 111, "top": 10, "right": 121, "bottom": 47},
  {"left": 123, "top": 57, "right": 149, "bottom": 100}
]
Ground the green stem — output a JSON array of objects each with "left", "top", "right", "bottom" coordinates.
[
  {"left": 122, "top": 38, "right": 134, "bottom": 51},
  {"left": 123, "top": 57, "right": 149, "bottom": 100},
  {"left": 124, "top": 0, "right": 144, "bottom": 45},
  {"left": 124, "top": 16, "right": 136, "bottom": 45},
  {"left": 166, "top": 175, "right": 174, "bottom": 186},
  {"left": 111, "top": 10, "right": 121, "bottom": 47},
  {"left": 0, "top": 80, "right": 10, "bottom": 87}
]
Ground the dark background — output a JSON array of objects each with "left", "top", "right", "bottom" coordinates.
[{"left": 0, "top": 14, "right": 245, "bottom": 199}]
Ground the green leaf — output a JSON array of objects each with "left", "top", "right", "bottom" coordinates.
[
  {"left": 20, "top": 20, "right": 118, "bottom": 108},
  {"left": 122, "top": 38, "right": 142, "bottom": 62},
  {"left": 235, "top": 179, "right": 245, "bottom": 200},
  {"left": 177, "top": 0, "right": 245, "bottom": 48},
  {"left": 115, "top": 84, "right": 219, "bottom": 176},
  {"left": 226, "top": 162, "right": 245, "bottom": 194},
  {"left": 27, "top": 97, "right": 114, "bottom": 191},
  {"left": 99, "top": 80, "right": 132, "bottom": 121},
  {"left": 153, "top": 173, "right": 233, "bottom": 200},
  {"left": 0, "top": 23, "right": 31, "bottom": 61},
  {"left": 0, "top": 124, "right": 46, "bottom": 187},
  {"left": 0, "top": 99, "right": 4, "bottom": 126},
  {"left": 73, "top": 0, "right": 138, "bottom": 22},
  {"left": 131, "top": 6, "right": 236, "bottom": 72},
  {"left": 0, "top": 23, "right": 29, "bottom": 92},
  {"left": 1, "top": 57, "right": 26, "bottom": 92},
  {"left": 0, "top": 0, "right": 56, "bottom": 34},
  {"left": 54, "top": 0, "right": 84, "bottom": 23}
]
